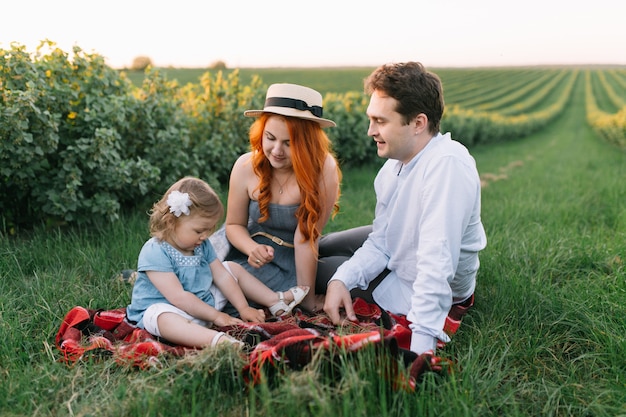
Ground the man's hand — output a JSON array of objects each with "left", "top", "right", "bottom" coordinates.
[{"left": 323, "top": 280, "right": 356, "bottom": 324}]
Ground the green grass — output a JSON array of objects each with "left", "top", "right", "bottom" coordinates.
[
  {"left": 468, "top": 73, "right": 626, "bottom": 416},
  {"left": 1, "top": 73, "right": 626, "bottom": 416}
]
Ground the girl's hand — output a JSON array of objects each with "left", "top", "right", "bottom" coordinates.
[
  {"left": 239, "top": 306, "right": 266, "bottom": 323},
  {"left": 213, "top": 312, "right": 243, "bottom": 327}
]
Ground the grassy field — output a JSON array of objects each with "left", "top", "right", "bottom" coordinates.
[
  {"left": 1, "top": 70, "right": 625, "bottom": 416},
  {"left": 122, "top": 67, "right": 377, "bottom": 94}
]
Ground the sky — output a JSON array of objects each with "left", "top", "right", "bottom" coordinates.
[{"left": 2, "top": 0, "right": 626, "bottom": 69}]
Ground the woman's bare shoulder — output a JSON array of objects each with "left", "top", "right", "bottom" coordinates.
[{"left": 232, "top": 152, "right": 255, "bottom": 173}]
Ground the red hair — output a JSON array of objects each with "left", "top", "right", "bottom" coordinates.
[{"left": 248, "top": 113, "right": 341, "bottom": 247}]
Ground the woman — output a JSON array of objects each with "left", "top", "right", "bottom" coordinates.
[{"left": 224, "top": 83, "right": 341, "bottom": 312}]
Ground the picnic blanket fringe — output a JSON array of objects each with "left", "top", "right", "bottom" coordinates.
[{"left": 55, "top": 297, "right": 470, "bottom": 390}]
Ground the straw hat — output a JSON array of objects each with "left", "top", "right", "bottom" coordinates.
[{"left": 244, "top": 83, "right": 336, "bottom": 128}]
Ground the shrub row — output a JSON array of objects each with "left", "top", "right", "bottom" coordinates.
[{"left": 0, "top": 42, "right": 373, "bottom": 232}]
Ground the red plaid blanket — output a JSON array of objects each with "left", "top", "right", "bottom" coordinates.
[{"left": 55, "top": 297, "right": 473, "bottom": 391}]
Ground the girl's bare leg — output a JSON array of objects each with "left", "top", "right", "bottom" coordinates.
[
  {"left": 156, "top": 312, "right": 236, "bottom": 347},
  {"left": 225, "top": 261, "right": 304, "bottom": 306}
]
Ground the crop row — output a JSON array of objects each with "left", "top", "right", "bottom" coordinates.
[
  {"left": 585, "top": 70, "right": 626, "bottom": 148},
  {"left": 440, "top": 68, "right": 626, "bottom": 149},
  {"left": 440, "top": 70, "right": 578, "bottom": 146}
]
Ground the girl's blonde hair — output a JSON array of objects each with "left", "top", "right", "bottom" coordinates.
[
  {"left": 149, "top": 177, "right": 224, "bottom": 241},
  {"left": 248, "top": 113, "right": 341, "bottom": 247}
]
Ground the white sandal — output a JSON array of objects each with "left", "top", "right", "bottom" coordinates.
[{"left": 269, "top": 286, "right": 310, "bottom": 317}]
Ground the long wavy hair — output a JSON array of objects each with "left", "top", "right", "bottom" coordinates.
[
  {"left": 248, "top": 113, "right": 341, "bottom": 247},
  {"left": 149, "top": 176, "right": 224, "bottom": 241}
]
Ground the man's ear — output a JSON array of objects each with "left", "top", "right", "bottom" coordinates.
[{"left": 412, "top": 113, "right": 428, "bottom": 135}]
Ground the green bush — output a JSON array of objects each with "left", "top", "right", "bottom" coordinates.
[
  {"left": 0, "top": 43, "right": 182, "bottom": 229},
  {"left": 324, "top": 91, "right": 374, "bottom": 167},
  {"left": 180, "top": 70, "right": 265, "bottom": 186},
  {"left": 0, "top": 42, "right": 377, "bottom": 232}
]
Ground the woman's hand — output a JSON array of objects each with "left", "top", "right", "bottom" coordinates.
[{"left": 248, "top": 244, "right": 274, "bottom": 268}]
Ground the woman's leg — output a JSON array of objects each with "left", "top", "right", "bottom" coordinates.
[
  {"left": 318, "top": 225, "right": 372, "bottom": 257},
  {"left": 316, "top": 225, "right": 372, "bottom": 294}
]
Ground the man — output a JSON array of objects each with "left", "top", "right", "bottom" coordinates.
[{"left": 323, "top": 62, "right": 487, "bottom": 355}]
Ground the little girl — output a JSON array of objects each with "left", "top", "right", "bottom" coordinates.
[{"left": 126, "top": 176, "right": 308, "bottom": 348}]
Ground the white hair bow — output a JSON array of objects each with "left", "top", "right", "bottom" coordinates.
[{"left": 167, "top": 190, "right": 192, "bottom": 217}]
